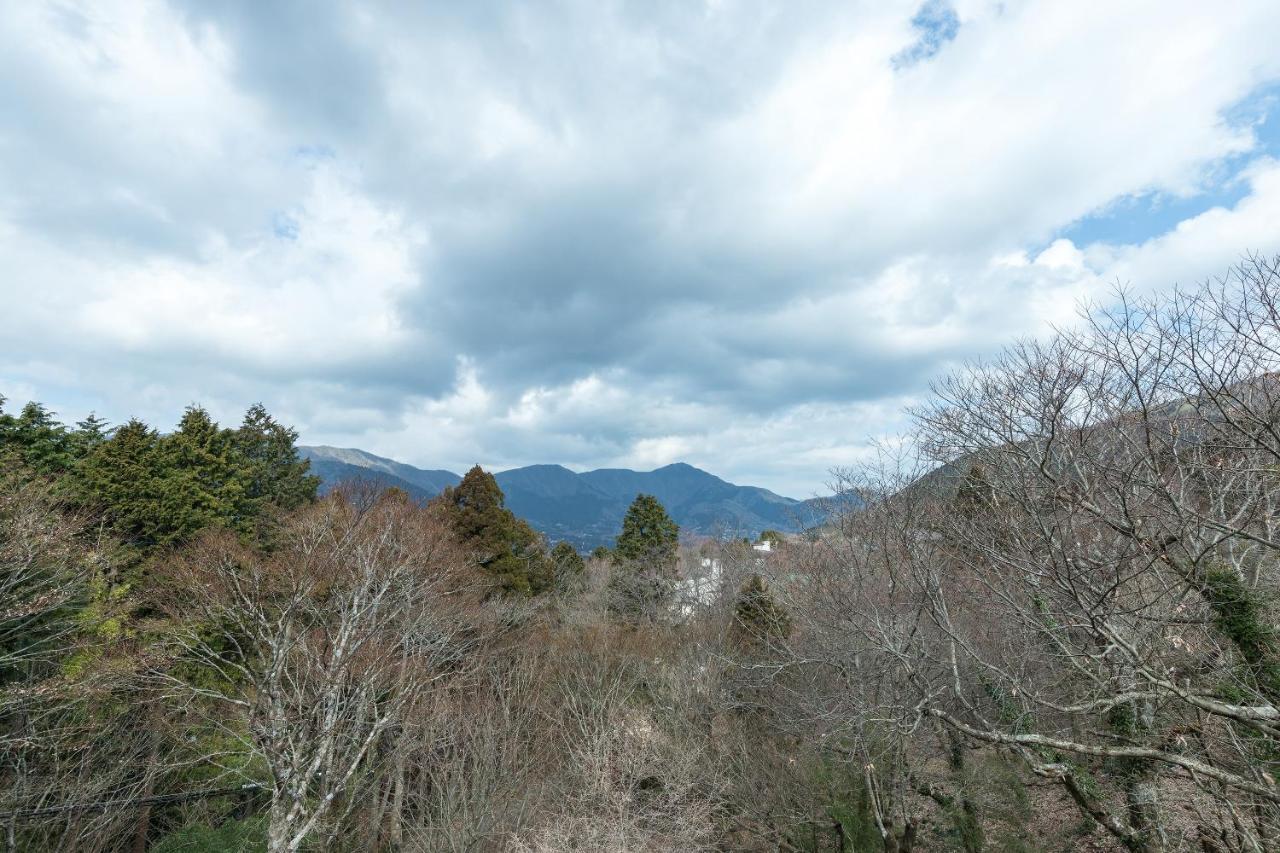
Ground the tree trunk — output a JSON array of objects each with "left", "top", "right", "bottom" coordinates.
[
  {"left": 389, "top": 749, "right": 407, "bottom": 848},
  {"left": 267, "top": 797, "right": 295, "bottom": 853}
]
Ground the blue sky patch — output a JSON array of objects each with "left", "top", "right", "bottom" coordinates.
[
  {"left": 893, "top": 0, "right": 960, "bottom": 69},
  {"left": 1062, "top": 85, "right": 1280, "bottom": 248}
]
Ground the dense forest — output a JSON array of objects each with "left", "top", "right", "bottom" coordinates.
[{"left": 3, "top": 257, "right": 1280, "bottom": 851}]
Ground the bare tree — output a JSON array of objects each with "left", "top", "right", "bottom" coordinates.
[
  {"left": 158, "top": 489, "right": 486, "bottom": 853},
  {"left": 897, "top": 259, "right": 1280, "bottom": 850}
]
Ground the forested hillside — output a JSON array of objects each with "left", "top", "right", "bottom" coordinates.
[{"left": 3, "top": 259, "right": 1280, "bottom": 852}]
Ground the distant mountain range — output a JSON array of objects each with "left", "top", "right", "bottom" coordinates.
[{"left": 299, "top": 446, "right": 833, "bottom": 550}]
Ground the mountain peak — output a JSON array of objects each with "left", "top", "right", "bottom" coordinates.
[{"left": 301, "top": 445, "right": 829, "bottom": 550}]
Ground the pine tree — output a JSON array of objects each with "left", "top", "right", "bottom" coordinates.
[
  {"left": 550, "top": 540, "right": 586, "bottom": 592},
  {"left": 609, "top": 494, "right": 679, "bottom": 619},
  {"left": 732, "top": 574, "right": 791, "bottom": 648},
  {"left": 233, "top": 403, "right": 320, "bottom": 518},
  {"left": 436, "top": 465, "right": 552, "bottom": 595},
  {"left": 0, "top": 401, "right": 76, "bottom": 474},
  {"left": 614, "top": 494, "right": 679, "bottom": 565}
]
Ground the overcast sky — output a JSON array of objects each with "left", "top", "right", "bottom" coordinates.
[{"left": 3, "top": 1, "right": 1280, "bottom": 497}]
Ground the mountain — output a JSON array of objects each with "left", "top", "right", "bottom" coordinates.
[
  {"left": 299, "top": 446, "right": 830, "bottom": 550},
  {"left": 299, "top": 446, "right": 461, "bottom": 504}
]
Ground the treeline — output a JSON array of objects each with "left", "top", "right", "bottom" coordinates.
[
  {"left": 0, "top": 398, "right": 711, "bottom": 851},
  {"left": 0, "top": 401, "right": 318, "bottom": 547}
]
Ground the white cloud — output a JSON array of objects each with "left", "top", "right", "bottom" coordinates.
[{"left": 2, "top": 1, "right": 1280, "bottom": 496}]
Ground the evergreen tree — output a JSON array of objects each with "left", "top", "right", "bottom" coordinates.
[
  {"left": 436, "top": 465, "right": 552, "bottom": 595},
  {"left": 609, "top": 494, "right": 679, "bottom": 619},
  {"left": 732, "top": 574, "right": 791, "bottom": 648},
  {"left": 614, "top": 494, "right": 679, "bottom": 565},
  {"left": 74, "top": 405, "right": 318, "bottom": 550},
  {"left": 158, "top": 406, "right": 248, "bottom": 539},
  {"left": 233, "top": 403, "right": 320, "bottom": 517},
  {"left": 550, "top": 540, "right": 586, "bottom": 592},
  {"left": 0, "top": 401, "right": 76, "bottom": 474},
  {"left": 757, "top": 529, "right": 784, "bottom": 546},
  {"left": 72, "top": 412, "right": 112, "bottom": 455},
  {"left": 76, "top": 418, "right": 169, "bottom": 548}
]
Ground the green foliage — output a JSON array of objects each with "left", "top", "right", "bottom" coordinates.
[
  {"left": 609, "top": 494, "right": 679, "bottom": 619},
  {"left": 1, "top": 396, "right": 318, "bottom": 553},
  {"left": 614, "top": 493, "right": 678, "bottom": 565},
  {"left": 436, "top": 465, "right": 553, "bottom": 595},
  {"left": 551, "top": 540, "right": 586, "bottom": 592},
  {"left": 978, "top": 673, "right": 1031, "bottom": 733},
  {"left": 70, "top": 405, "right": 317, "bottom": 551},
  {"left": 75, "top": 418, "right": 170, "bottom": 546},
  {"left": 72, "top": 412, "right": 111, "bottom": 452},
  {"left": 233, "top": 404, "right": 321, "bottom": 517},
  {"left": 758, "top": 529, "right": 784, "bottom": 545},
  {"left": 1202, "top": 566, "right": 1280, "bottom": 701},
  {"left": 151, "top": 816, "right": 266, "bottom": 853},
  {"left": 732, "top": 573, "right": 791, "bottom": 647},
  {"left": 0, "top": 399, "right": 76, "bottom": 474},
  {"left": 799, "top": 755, "right": 881, "bottom": 853},
  {"left": 591, "top": 545, "right": 611, "bottom": 561}
]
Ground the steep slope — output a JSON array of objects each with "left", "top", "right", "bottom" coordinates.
[
  {"left": 301, "top": 456, "right": 441, "bottom": 504},
  {"left": 301, "top": 446, "right": 460, "bottom": 494}
]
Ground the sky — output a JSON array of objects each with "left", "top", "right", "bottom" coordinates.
[{"left": 3, "top": 1, "right": 1280, "bottom": 498}]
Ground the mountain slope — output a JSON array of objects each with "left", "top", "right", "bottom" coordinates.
[
  {"left": 299, "top": 446, "right": 829, "bottom": 549},
  {"left": 301, "top": 456, "right": 440, "bottom": 503},
  {"left": 301, "top": 446, "right": 461, "bottom": 494}
]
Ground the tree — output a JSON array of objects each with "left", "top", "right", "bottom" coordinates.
[
  {"left": 0, "top": 457, "right": 152, "bottom": 852},
  {"left": 614, "top": 494, "right": 678, "bottom": 565},
  {"left": 757, "top": 529, "right": 784, "bottom": 546},
  {"left": 76, "top": 418, "right": 170, "bottom": 548},
  {"left": 731, "top": 574, "right": 791, "bottom": 649},
  {"left": 74, "top": 405, "right": 317, "bottom": 551},
  {"left": 0, "top": 460, "right": 90, "bottom": 680},
  {"left": 160, "top": 493, "right": 486, "bottom": 853},
  {"left": 232, "top": 403, "right": 320, "bottom": 519},
  {"left": 436, "top": 465, "right": 552, "bottom": 595},
  {"left": 71, "top": 412, "right": 112, "bottom": 456},
  {"left": 550, "top": 541, "right": 586, "bottom": 593},
  {"left": 0, "top": 401, "right": 76, "bottom": 475},
  {"left": 158, "top": 406, "right": 246, "bottom": 540},
  {"left": 609, "top": 494, "right": 679, "bottom": 619},
  {"left": 769, "top": 259, "right": 1280, "bottom": 852}
]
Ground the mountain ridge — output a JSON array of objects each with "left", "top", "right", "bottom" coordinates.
[{"left": 298, "top": 445, "right": 829, "bottom": 550}]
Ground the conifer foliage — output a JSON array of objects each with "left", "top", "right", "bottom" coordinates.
[
  {"left": 436, "top": 465, "right": 554, "bottom": 595},
  {"left": 0, "top": 397, "right": 319, "bottom": 551},
  {"left": 609, "top": 493, "right": 680, "bottom": 619},
  {"left": 732, "top": 573, "right": 791, "bottom": 648},
  {"left": 550, "top": 540, "right": 586, "bottom": 592},
  {"left": 614, "top": 493, "right": 679, "bottom": 564}
]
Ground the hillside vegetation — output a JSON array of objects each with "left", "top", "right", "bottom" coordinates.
[{"left": 1, "top": 257, "right": 1279, "bottom": 852}]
